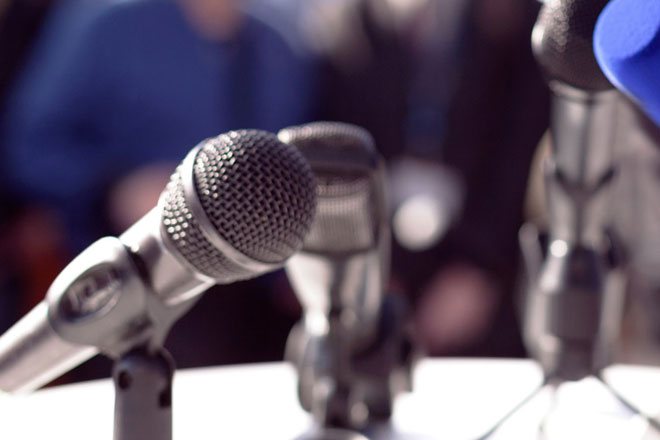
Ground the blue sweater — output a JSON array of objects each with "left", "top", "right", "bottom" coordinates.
[{"left": 3, "top": 0, "right": 317, "bottom": 251}]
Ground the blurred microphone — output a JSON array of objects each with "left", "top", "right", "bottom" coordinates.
[
  {"left": 594, "top": 0, "right": 660, "bottom": 126},
  {"left": 0, "top": 130, "right": 317, "bottom": 393},
  {"left": 523, "top": 0, "right": 625, "bottom": 380},
  {"left": 279, "top": 122, "right": 392, "bottom": 428},
  {"left": 280, "top": 121, "right": 388, "bottom": 353}
]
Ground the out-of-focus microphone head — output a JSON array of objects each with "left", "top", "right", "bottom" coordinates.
[
  {"left": 160, "top": 129, "right": 317, "bottom": 281},
  {"left": 595, "top": 0, "right": 660, "bottom": 125},
  {"left": 532, "top": 0, "right": 613, "bottom": 91},
  {"left": 277, "top": 122, "right": 386, "bottom": 256}
]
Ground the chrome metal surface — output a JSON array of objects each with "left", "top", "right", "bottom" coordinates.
[
  {"left": 280, "top": 121, "right": 389, "bottom": 349},
  {"left": 546, "top": 85, "right": 619, "bottom": 246},
  {"left": 287, "top": 249, "right": 383, "bottom": 345},
  {"left": 0, "top": 303, "right": 97, "bottom": 393},
  {"left": 280, "top": 122, "right": 409, "bottom": 431}
]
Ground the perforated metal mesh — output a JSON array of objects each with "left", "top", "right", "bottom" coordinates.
[
  {"left": 160, "top": 130, "right": 317, "bottom": 280},
  {"left": 533, "top": 0, "right": 612, "bottom": 91},
  {"left": 161, "top": 165, "right": 254, "bottom": 280},
  {"left": 278, "top": 122, "right": 383, "bottom": 254}
]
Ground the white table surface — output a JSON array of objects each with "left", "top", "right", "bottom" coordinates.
[{"left": 1, "top": 358, "right": 660, "bottom": 439}]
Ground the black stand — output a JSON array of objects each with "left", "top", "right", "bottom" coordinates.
[{"left": 113, "top": 347, "right": 175, "bottom": 440}]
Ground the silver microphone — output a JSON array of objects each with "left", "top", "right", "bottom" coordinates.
[
  {"left": 0, "top": 130, "right": 317, "bottom": 393},
  {"left": 523, "top": 0, "right": 626, "bottom": 380},
  {"left": 279, "top": 121, "right": 388, "bottom": 353},
  {"left": 279, "top": 122, "right": 400, "bottom": 429}
]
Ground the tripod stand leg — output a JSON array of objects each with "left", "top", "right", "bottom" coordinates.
[
  {"left": 537, "top": 382, "right": 561, "bottom": 440},
  {"left": 596, "top": 373, "right": 660, "bottom": 433},
  {"left": 474, "top": 379, "right": 548, "bottom": 440}
]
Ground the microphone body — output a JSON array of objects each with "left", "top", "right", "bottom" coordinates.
[
  {"left": 523, "top": 0, "right": 626, "bottom": 380},
  {"left": 0, "top": 130, "right": 317, "bottom": 393}
]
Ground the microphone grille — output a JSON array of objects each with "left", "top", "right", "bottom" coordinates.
[
  {"left": 533, "top": 0, "right": 612, "bottom": 91},
  {"left": 278, "top": 122, "right": 383, "bottom": 254},
  {"left": 161, "top": 130, "right": 317, "bottom": 280},
  {"left": 162, "top": 168, "right": 255, "bottom": 279}
]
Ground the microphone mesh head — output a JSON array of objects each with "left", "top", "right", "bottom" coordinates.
[
  {"left": 533, "top": 0, "right": 612, "bottom": 91},
  {"left": 278, "top": 122, "right": 383, "bottom": 254},
  {"left": 161, "top": 130, "right": 317, "bottom": 280}
]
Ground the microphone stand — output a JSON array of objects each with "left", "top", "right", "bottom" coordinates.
[
  {"left": 289, "top": 291, "right": 414, "bottom": 439},
  {"left": 478, "top": 87, "right": 660, "bottom": 438},
  {"left": 113, "top": 346, "right": 175, "bottom": 440},
  {"left": 45, "top": 235, "right": 202, "bottom": 440}
]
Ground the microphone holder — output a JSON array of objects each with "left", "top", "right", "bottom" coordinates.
[
  {"left": 112, "top": 346, "right": 175, "bottom": 440},
  {"left": 288, "top": 293, "right": 414, "bottom": 435}
]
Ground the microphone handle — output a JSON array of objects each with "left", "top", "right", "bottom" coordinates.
[
  {"left": 0, "top": 219, "right": 203, "bottom": 393},
  {"left": 0, "top": 302, "right": 97, "bottom": 393},
  {"left": 0, "top": 233, "right": 142, "bottom": 393}
]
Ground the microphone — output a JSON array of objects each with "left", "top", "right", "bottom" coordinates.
[
  {"left": 279, "top": 122, "right": 388, "bottom": 347},
  {"left": 523, "top": 0, "right": 625, "bottom": 381},
  {"left": 0, "top": 130, "right": 317, "bottom": 393},
  {"left": 278, "top": 122, "right": 397, "bottom": 429},
  {"left": 594, "top": 0, "right": 660, "bottom": 126}
]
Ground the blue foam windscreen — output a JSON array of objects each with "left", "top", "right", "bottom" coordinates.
[{"left": 594, "top": 0, "right": 660, "bottom": 125}]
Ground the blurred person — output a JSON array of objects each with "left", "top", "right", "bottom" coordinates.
[
  {"left": 307, "top": 0, "right": 414, "bottom": 159},
  {"left": 1, "top": 0, "right": 317, "bottom": 380},
  {"left": 3, "top": 0, "right": 315, "bottom": 251},
  {"left": 0, "top": 0, "right": 57, "bottom": 106},
  {"left": 410, "top": 0, "right": 550, "bottom": 357},
  {"left": 0, "top": 0, "right": 66, "bottom": 333}
]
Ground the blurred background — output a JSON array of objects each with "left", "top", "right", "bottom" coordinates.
[{"left": 1, "top": 0, "right": 655, "bottom": 386}]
